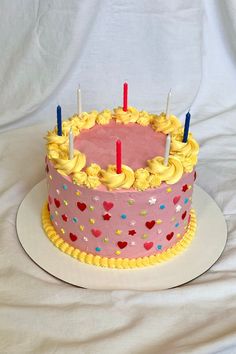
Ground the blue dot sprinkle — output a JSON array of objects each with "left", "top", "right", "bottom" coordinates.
[
  {"left": 160, "top": 204, "right": 165, "bottom": 210},
  {"left": 157, "top": 245, "right": 162, "bottom": 250},
  {"left": 175, "top": 222, "right": 180, "bottom": 227},
  {"left": 184, "top": 198, "right": 189, "bottom": 204},
  {"left": 50, "top": 214, "right": 54, "bottom": 221},
  {"left": 95, "top": 247, "right": 101, "bottom": 252},
  {"left": 121, "top": 214, "right": 127, "bottom": 219},
  {"left": 62, "top": 184, "right": 68, "bottom": 190},
  {"left": 72, "top": 217, "right": 78, "bottom": 223}
]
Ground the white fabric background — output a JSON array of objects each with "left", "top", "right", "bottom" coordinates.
[{"left": 0, "top": 0, "right": 236, "bottom": 353}]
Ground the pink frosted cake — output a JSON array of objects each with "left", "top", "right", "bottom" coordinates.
[{"left": 42, "top": 107, "right": 199, "bottom": 268}]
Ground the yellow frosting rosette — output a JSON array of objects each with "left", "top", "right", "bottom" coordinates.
[
  {"left": 152, "top": 113, "right": 181, "bottom": 134},
  {"left": 53, "top": 150, "right": 86, "bottom": 176},
  {"left": 147, "top": 156, "right": 183, "bottom": 184},
  {"left": 96, "top": 109, "right": 113, "bottom": 125},
  {"left": 100, "top": 164, "right": 135, "bottom": 190},
  {"left": 114, "top": 106, "right": 139, "bottom": 124}
]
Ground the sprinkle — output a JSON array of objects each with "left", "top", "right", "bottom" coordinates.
[
  {"left": 159, "top": 204, "right": 165, "bottom": 210},
  {"left": 176, "top": 205, "right": 182, "bottom": 212},
  {"left": 61, "top": 228, "right": 65, "bottom": 234},
  {"left": 62, "top": 184, "right": 68, "bottom": 190},
  {"left": 148, "top": 197, "right": 157, "bottom": 205},
  {"left": 177, "top": 233, "right": 181, "bottom": 238},
  {"left": 175, "top": 222, "right": 180, "bottom": 227},
  {"left": 184, "top": 225, "right": 187, "bottom": 230},
  {"left": 103, "top": 237, "right": 109, "bottom": 243},
  {"left": 115, "top": 250, "right": 121, "bottom": 255},
  {"left": 121, "top": 214, "right": 127, "bottom": 219},
  {"left": 142, "top": 234, "right": 148, "bottom": 239},
  {"left": 157, "top": 245, "right": 162, "bottom": 250},
  {"left": 128, "top": 199, "right": 135, "bottom": 205},
  {"left": 171, "top": 216, "right": 176, "bottom": 221},
  {"left": 54, "top": 221, "right": 58, "bottom": 226},
  {"left": 72, "top": 217, "right": 78, "bottom": 223},
  {"left": 130, "top": 220, "right": 136, "bottom": 226},
  {"left": 184, "top": 198, "right": 189, "bottom": 204},
  {"left": 89, "top": 205, "right": 95, "bottom": 211},
  {"left": 128, "top": 230, "right": 136, "bottom": 236},
  {"left": 157, "top": 229, "right": 162, "bottom": 234},
  {"left": 156, "top": 219, "right": 162, "bottom": 224},
  {"left": 188, "top": 185, "right": 192, "bottom": 190},
  {"left": 89, "top": 218, "right": 95, "bottom": 224},
  {"left": 166, "top": 187, "right": 172, "bottom": 193},
  {"left": 131, "top": 241, "right": 136, "bottom": 246},
  {"left": 95, "top": 247, "right": 101, "bottom": 252},
  {"left": 49, "top": 175, "right": 52, "bottom": 180},
  {"left": 115, "top": 229, "right": 122, "bottom": 235},
  {"left": 189, "top": 197, "right": 192, "bottom": 201},
  {"left": 63, "top": 200, "right": 68, "bottom": 206},
  {"left": 50, "top": 214, "right": 54, "bottom": 221},
  {"left": 55, "top": 210, "right": 58, "bottom": 216},
  {"left": 103, "top": 213, "right": 111, "bottom": 221},
  {"left": 93, "top": 196, "right": 100, "bottom": 202},
  {"left": 83, "top": 237, "right": 88, "bottom": 242},
  {"left": 79, "top": 225, "right": 84, "bottom": 231},
  {"left": 140, "top": 210, "right": 147, "bottom": 216},
  {"left": 56, "top": 189, "right": 60, "bottom": 195},
  {"left": 76, "top": 190, "right": 81, "bottom": 196}
]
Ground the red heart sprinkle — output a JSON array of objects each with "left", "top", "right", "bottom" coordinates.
[
  {"left": 54, "top": 198, "right": 61, "bottom": 208},
  {"left": 182, "top": 211, "right": 187, "bottom": 220},
  {"left": 117, "top": 241, "right": 127, "bottom": 249},
  {"left": 91, "top": 229, "right": 102, "bottom": 238},
  {"left": 145, "top": 220, "right": 155, "bottom": 229},
  {"left": 173, "top": 195, "right": 181, "bottom": 205},
  {"left": 166, "top": 232, "right": 174, "bottom": 241},
  {"left": 144, "top": 242, "right": 153, "bottom": 250},
  {"left": 182, "top": 184, "right": 188, "bottom": 192},
  {"left": 69, "top": 233, "right": 77, "bottom": 242},
  {"left": 103, "top": 201, "right": 114, "bottom": 211},
  {"left": 77, "top": 202, "right": 87, "bottom": 211},
  {"left": 62, "top": 214, "right": 68, "bottom": 222}
]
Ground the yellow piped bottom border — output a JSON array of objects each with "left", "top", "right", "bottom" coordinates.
[{"left": 41, "top": 202, "right": 197, "bottom": 269}]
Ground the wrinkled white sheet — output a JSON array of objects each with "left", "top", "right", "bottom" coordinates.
[{"left": 1, "top": 1, "right": 236, "bottom": 353}]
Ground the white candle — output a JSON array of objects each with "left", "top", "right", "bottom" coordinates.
[
  {"left": 69, "top": 128, "right": 74, "bottom": 160},
  {"left": 77, "top": 86, "right": 82, "bottom": 115},
  {"left": 165, "top": 89, "right": 172, "bottom": 120},
  {"left": 164, "top": 134, "right": 171, "bottom": 166}
]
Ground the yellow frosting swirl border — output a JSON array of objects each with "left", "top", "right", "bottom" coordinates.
[
  {"left": 42, "top": 202, "right": 197, "bottom": 269},
  {"left": 45, "top": 108, "right": 199, "bottom": 190}
]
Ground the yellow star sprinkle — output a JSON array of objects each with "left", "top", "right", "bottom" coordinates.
[
  {"left": 177, "top": 233, "right": 181, "bottom": 238},
  {"left": 79, "top": 225, "right": 84, "bottom": 231},
  {"left": 166, "top": 187, "right": 172, "bottom": 193},
  {"left": 89, "top": 218, "right": 95, "bottom": 224},
  {"left": 171, "top": 217, "right": 176, "bottom": 222},
  {"left": 103, "top": 237, "right": 109, "bottom": 243},
  {"left": 76, "top": 190, "right": 81, "bottom": 196},
  {"left": 55, "top": 211, "right": 58, "bottom": 216},
  {"left": 115, "top": 229, "right": 122, "bottom": 235},
  {"left": 89, "top": 205, "right": 94, "bottom": 211},
  {"left": 49, "top": 175, "right": 52, "bottom": 180},
  {"left": 140, "top": 210, "right": 147, "bottom": 216},
  {"left": 188, "top": 185, "right": 192, "bottom": 190},
  {"left": 115, "top": 250, "right": 121, "bottom": 255},
  {"left": 156, "top": 219, "right": 162, "bottom": 224},
  {"left": 142, "top": 234, "right": 148, "bottom": 239},
  {"left": 61, "top": 228, "right": 65, "bottom": 234},
  {"left": 184, "top": 225, "right": 187, "bottom": 230},
  {"left": 63, "top": 200, "right": 68, "bottom": 206}
]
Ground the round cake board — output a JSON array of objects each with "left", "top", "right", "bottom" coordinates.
[{"left": 16, "top": 180, "right": 227, "bottom": 291}]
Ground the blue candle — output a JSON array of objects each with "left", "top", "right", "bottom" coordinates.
[
  {"left": 57, "top": 105, "right": 62, "bottom": 136},
  {"left": 183, "top": 111, "right": 191, "bottom": 143}
]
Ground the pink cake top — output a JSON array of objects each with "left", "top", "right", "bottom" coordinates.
[{"left": 74, "top": 120, "right": 166, "bottom": 170}]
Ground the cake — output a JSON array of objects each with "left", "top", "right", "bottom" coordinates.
[{"left": 42, "top": 106, "right": 199, "bottom": 268}]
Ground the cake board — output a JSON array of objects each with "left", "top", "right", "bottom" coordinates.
[{"left": 16, "top": 180, "right": 227, "bottom": 291}]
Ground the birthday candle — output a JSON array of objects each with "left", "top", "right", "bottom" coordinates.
[
  {"left": 69, "top": 128, "right": 74, "bottom": 160},
  {"left": 164, "top": 134, "right": 171, "bottom": 166},
  {"left": 57, "top": 105, "right": 62, "bottom": 136},
  {"left": 123, "top": 82, "right": 128, "bottom": 112},
  {"left": 77, "top": 86, "right": 82, "bottom": 115},
  {"left": 183, "top": 111, "right": 191, "bottom": 143},
  {"left": 165, "top": 89, "right": 172, "bottom": 119},
  {"left": 116, "top": 139, "right": 122, "bottom": 174}
]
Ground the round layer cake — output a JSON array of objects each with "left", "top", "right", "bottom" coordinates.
[{"left": 43, "top": 107, "right": 199, "bottom": 268}]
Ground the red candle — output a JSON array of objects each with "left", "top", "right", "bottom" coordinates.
[
  {"left": 123, "top": 82, "right": 128, "bottom": 112},
  {"left": 116, "top": 139, "right": 122, "bottom": 174}
]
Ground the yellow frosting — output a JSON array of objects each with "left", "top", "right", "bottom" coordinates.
[
  {"left": 42, "top": 202, "right": 197, "bottom": 269},
  {"left": 100, "top": 164, "right": 135, "bottom": 190},
  {"left": 152, "top": 113, "right": 181, "bottom": 134},
  {"left": 46, "top": 107, "right": 199, "bottom": 190}
]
